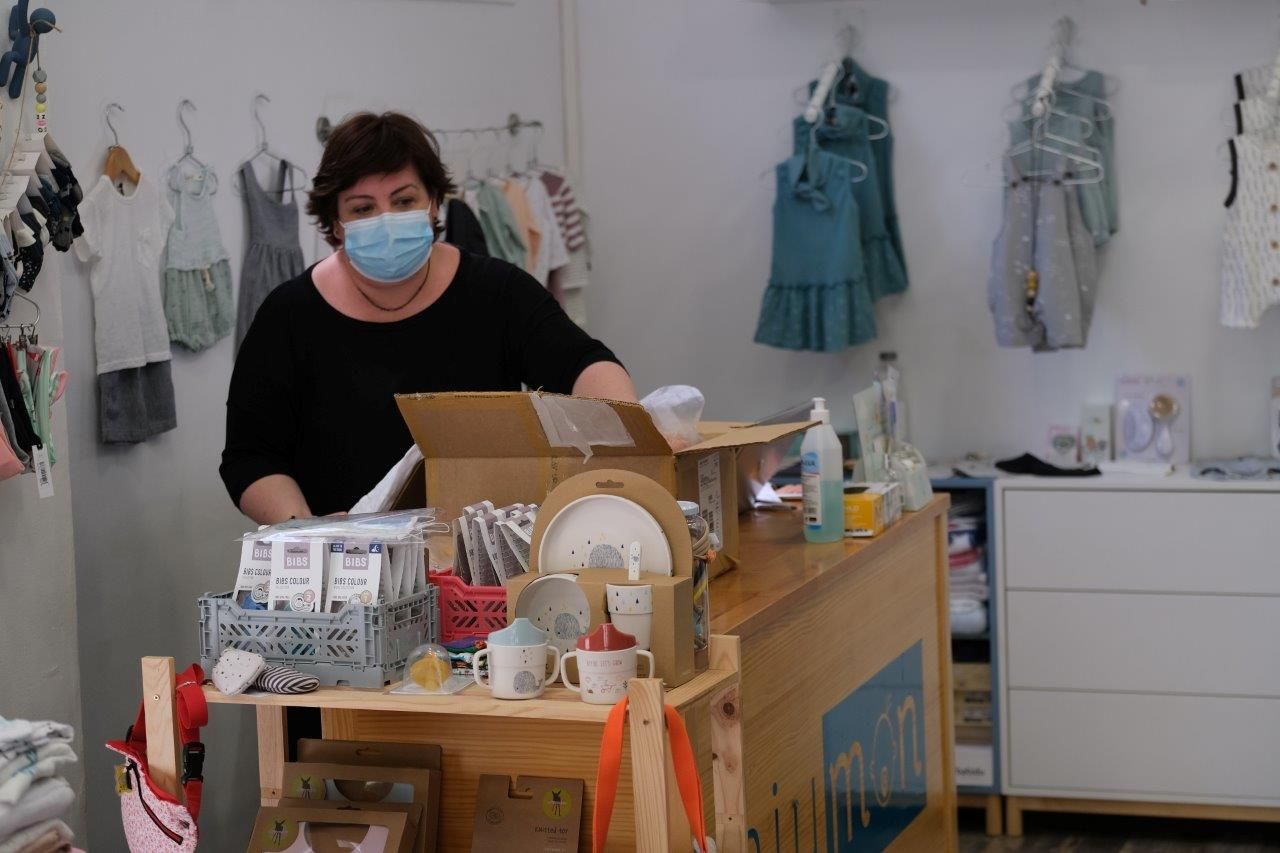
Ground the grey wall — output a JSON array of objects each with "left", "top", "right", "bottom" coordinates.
[
  {"left": 577, "top": 0, "right": 1280, "bottom": 461},
  {"left": 49, "top": 0, "right": 566, "bottom": 848},
  {"left": 0, "top": 256, "right": 86, "bottom": 841}
]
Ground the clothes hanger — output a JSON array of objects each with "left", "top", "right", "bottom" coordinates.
[
  {"left": 168, "top": 99, "right": 218, "bottom": 195},
  {"left": 102, "top": 103, "right": 141, "bottom": 189},
  {"left": 1007, "top": 120, "right": 1104, "bottom": 186},
  {"left": 524, "top": 121, "right": 544, "bottom": 172},
  {"left": 236, "top": 94, "right": 308, "bottom": 197}
]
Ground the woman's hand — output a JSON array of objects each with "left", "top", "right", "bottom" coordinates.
[{"left": 239, "top": 474, "right": 313, "bottom": 525}]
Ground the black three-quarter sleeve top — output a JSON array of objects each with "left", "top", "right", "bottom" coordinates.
[{"left": 220, "top": 251, "right": 623, "bottom": 516}]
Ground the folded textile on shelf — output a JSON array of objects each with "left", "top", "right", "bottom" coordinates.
[
  {"left": 0, "top": 818, "right": 73, "bottom": 853},
  {"left": 0, "top": 777, "right": 74, "bottom": 842}
]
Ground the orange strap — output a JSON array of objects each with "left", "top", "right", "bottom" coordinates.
[{"left": 593, "top": 697, "right": 709, "bottom": 853}]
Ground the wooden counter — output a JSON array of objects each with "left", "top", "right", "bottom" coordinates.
[
  {"left": 196, "top": 496, "right": 954, "bottom": 852},
  {"left": 707, "top": 497, "right": 957, "bottom": 852}
]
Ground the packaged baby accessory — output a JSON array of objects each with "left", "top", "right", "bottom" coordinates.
[
  {"left": 270, "top": 540, "right": 324, "bottom": 613},
  {"left": 324, "top": 542, "right": 383, "bottom": 612},
  {"left": 234, "top": 539, "right": 273, "bottom": 609},
  {"left": 247, "top": 806, "right": 414, "bottom": 853}
]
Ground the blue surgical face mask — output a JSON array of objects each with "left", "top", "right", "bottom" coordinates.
[{"left": 341, "top": 210, "right": 435, "bottom": 284}]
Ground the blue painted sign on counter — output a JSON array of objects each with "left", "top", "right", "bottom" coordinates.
[{"left": 821, "top": 641, "right": 926, "bottom": 852}]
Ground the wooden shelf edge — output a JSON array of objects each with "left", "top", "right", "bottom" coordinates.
[{"left": 204, "top": 636, "right": 739, "bottom": 723}]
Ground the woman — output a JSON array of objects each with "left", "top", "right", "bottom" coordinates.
[{"left": 220, "top": 112, "right": 635, "bottom": 523}]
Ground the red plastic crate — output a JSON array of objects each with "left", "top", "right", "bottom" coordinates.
[{"left": 428, "top": 570, "right": 507, "bottom": 642}]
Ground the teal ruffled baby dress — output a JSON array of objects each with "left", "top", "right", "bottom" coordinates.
[{"left": 754, "top": 146, "right": 875, "bottom": 352}]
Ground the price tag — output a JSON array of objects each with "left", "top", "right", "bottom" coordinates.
[{"left": 32, "top": 444, "right": 53, "bottom": 498}]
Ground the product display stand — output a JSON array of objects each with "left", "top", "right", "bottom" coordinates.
[{"left": 141, "top": 637, "right": 742, "bottom": 852}]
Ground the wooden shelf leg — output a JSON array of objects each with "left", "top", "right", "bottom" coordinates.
[
  {"left": 710, "top": 638, "right": 745, "bottom": 853},
  {"left": 1005, "top": 796, "right": 1024, "bottom": 837},
  {"left": 628, "top": 677, "right": 671, "bottom": 853},
  {"left": 256, "top": 706, "right": 288, "bottom": 805},
  {"left": 141, "top": 657, "right": 182, "bottom": 802},
  {"left": 984, "top": 794, "right": 1003, "bottom": 836}
]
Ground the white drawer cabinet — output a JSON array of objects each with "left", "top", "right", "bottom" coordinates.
[
  {"left": 1008, "top": 690, "right": 1280, "bottom": 802},
  {"left": 998, "top": 479, "right": 1280, "bottom": 810},
  {"left": 1003, "top": 489, "right": 1280, "bottom": 594},
  {"left": 1007, "top": 591, "right": 1280, "bottom": 696}
]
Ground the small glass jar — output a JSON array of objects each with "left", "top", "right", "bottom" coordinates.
[{"left": 679, "top": 501, "right": 712, "bottom": 667}]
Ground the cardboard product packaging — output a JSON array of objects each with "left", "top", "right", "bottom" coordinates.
[
  {"left": 507, "top": 568, "right": 695, "bottom": 687},
  {"left": 388, "top": 392, "right": 811, "bottom": 578},
  {"left": 293, "top": 737, "right": 442, "bottom": 850},
  {"left": 843, "top": 482, "right": 902, "bottom": 538},
  {"left": 281, "top": 760, "right": 441, "bottom": 853},
  {"left": 1114, "top": 375, "right": 1191, "bottom": 464},
  {"left": 247, "top": 805, "right": 415, "bottom": 853},
  {"left": 470, "top": 775, "right": 583, "bottom": 853},
  {"left": 1080, "top": 404, "right": 1113, "bottom": 465}
]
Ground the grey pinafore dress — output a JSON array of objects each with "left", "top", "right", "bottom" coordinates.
[{"left": 234, "top": 160, "right": 305, "bottom": 350}]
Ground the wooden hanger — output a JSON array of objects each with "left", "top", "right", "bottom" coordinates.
[{"left": 102, "top": 103, "right": 140, "bottom": 187}]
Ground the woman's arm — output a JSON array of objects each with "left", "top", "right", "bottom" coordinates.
[
  {"left": 238, "top": 474, "right": 312, "bottom": 525},
  {"left": 573, "top": 360, "right": 638, "bottom": 403}
]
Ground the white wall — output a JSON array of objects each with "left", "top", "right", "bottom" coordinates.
[
  {"left": 0, "top": 258, "right": 86, "bottom": 840},
  {"left": 577, "top": 0, "right": 1280, "bottom": 461},
  {"left": 48, "top": 1, "right": 564, "bottom": 848}
]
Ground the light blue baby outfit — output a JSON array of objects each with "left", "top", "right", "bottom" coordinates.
[
  {"left": 163, "top": 164, "right": 233, "bottom": 351},
  {"left": 792, "top": 105, "right": 907, "bottom": 302},
  {"left": 755, "top": 147, "right": 875, "bottom": 352}
]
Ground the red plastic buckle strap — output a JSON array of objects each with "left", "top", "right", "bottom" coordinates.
[
  {"left": 593, "top": 697, "right": 708, "bottom": 853},
  {"left": 126, "top": 664, "right": 208, "bottom": 821}
]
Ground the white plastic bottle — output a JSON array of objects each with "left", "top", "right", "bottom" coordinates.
[{"left": 800, "top": 397, "right": 845, "bottom": 543}]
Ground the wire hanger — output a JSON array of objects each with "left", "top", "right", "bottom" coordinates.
[
  {"left": 236, "top": 93, "right": 308, "bottom": 198},
  {"left": 102, "top": 103, "right": 141, "bottom": 189},
  {"left": 1007, "top": 118, "right": 1103, "bottom": 186},
  {"left": 168, "top": 99, "right": 218, "bottom": 195},
  {"left": 0, "top": 291, "right": 39, "bottom": 345}
]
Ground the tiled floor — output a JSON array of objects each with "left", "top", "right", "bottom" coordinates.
[{"left": 959, "top": 811, "right": 1280, "bottom": 852}]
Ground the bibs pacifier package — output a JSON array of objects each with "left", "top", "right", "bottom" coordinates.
[
  {"left": 235, "top": 540, "right": 273, "bottom": 609},
  {"left": 325, "top": 541, "right": 384, "bottom": 612},
  {"left": 270, "top": 539, "right": 324, "bottom": 612}
]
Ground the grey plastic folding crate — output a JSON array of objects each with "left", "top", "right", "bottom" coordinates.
[{"left": 198, "top": 587, "right": 437, "bottom": 688}]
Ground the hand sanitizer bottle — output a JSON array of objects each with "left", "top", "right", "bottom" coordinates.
[{"left": 801, "top": 397, "right": 844, "bottom": 543}]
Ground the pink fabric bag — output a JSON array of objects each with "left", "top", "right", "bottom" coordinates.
[{"left": 105, "top": 665, "right": 207, "bottom": 852}]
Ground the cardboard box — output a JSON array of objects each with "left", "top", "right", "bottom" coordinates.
[
  {"left": 281, "top": 761, "right": 440, "bottom": 853},
  {"left": 295, "top": 741, "right": 442, "bottom": 853},
  {"left": 390, "top": 393, "right": 811, "bottom": 577},
  {"left": 842, "top": 482, "right": 901, "bottom": 538},
  {"left": 684, "top": 420, "right": 813, "bottom": 576},
  {"left": 247, "top": 805, "right": 415, "bottom": 853},
  {"left": 470, "top": 775, "right": 583, "bottom": 853},
  {"left": 506, "top": 568, "right": 695, "bottom": 687}
]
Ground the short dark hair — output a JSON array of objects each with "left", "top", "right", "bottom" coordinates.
[{"left": 307, "top": 111, "right": 457, "bottom": 247}]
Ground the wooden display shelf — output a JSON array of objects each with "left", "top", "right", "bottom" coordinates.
[
  {"left": 202, "top": 661, "right": 736, "bottom": 723},
  {"left": 143, "top": 637, "right": 742, "bottom": 853}
]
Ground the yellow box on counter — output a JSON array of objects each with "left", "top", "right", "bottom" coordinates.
[{"left": 843, "top": 482, "right": 902, "bottom": 537}]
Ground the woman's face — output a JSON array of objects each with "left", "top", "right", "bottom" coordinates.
[{"left": 334, "top": 165, "right": 436, "bottom": 241}]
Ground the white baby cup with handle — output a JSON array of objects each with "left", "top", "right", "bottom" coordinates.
[
  {"left": 473, "top": 618, "right": 561, "bottom": 700},
  {"left": 606, "top": 583, "right": 653, "bottom": 650},
  {"left": 560, "top": 623, "right": 655, "bottom": 705}
]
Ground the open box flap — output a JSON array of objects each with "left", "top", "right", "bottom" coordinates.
[
  {"left": 679, "top": 420, "right": 815, "bottom": 454},
  {"left": 395, "top": 391, "right": 671, "bottom": 460}
]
